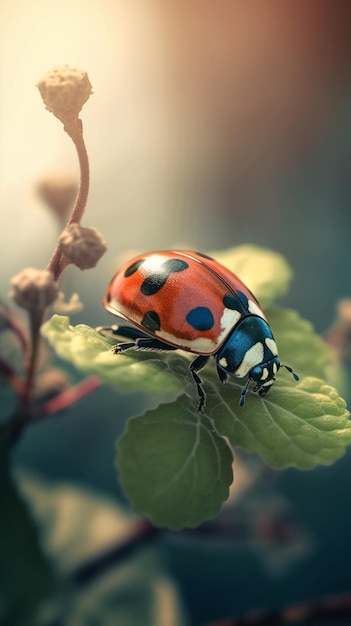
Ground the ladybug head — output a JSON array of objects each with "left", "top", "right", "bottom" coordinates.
[
  {"left": 250, "top": 355, "right": 280, "bottom": 386},
  {"left": 248, "top": 355, "right": 280, "bottom": 398},
  {"left": 216, "top": 315, "right": 298, "bottom": 406},
  {"left": 233, "top": 355, "right": 279, "bottom": 406},
  {"left": 239, "top": 358, "right": 299, "bottom": 406}
]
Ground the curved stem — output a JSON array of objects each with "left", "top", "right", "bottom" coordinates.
[{"left": 47, "top": 116, "right": 90, "bottom": 281}]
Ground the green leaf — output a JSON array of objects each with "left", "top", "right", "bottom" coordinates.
[
  {"left": 41, "top": 315, "right": 184, "bottom": 394},
  {"left": 267, "top": 307, "right": 335, "bottom": 381},
  {"left": 208, "top": 377, "right": 351, "bottom": 469},
  {"left": 117, "top": 394, "right": 233, "bottom": 530},
  {"left": 210, "top": 244, "right": 293, "bottom": 307},
  {"left": 17, "top": 473, "right": 186, "bottom": 626},
  {"left": 0, "top": 438, "right": 55, "bottom": 625}
]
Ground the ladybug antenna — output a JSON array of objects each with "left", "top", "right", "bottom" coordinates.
[
  {"left": 281, "top": 364, "right": 299, "bottom": 381},
  {"left": 239, "top": 379, "right": 251, "bottom": 407}
]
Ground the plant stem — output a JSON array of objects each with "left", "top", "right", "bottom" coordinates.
[
  {"left": 71, "top": 518, "right": 161, "bottom": 586},
  {"left": 6, "top": 308, "right": 46, "bottom": 444},
  {"left": 47, "top": 116, "right": 90, "bottom": 281},
  {"left": 19, "top": 308, "right": 45, "bottom": 414},
  {"left": 0, "top": 359, "right": 25, "bottom": 395},
  {"left": 7, "top": 116, "right": 90, "bottom": 442},
  {"left": 3, "top": 306, "right": 31, "bottom": 367},
  {"left": 32, "top": 376, "right": 101, "bottom": 418}
]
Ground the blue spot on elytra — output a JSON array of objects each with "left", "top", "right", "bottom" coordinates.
[{"left": 186, "top": 307, "right": 214, "bottom": 331}]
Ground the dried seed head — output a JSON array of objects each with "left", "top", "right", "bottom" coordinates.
[
  {"left": 53, "top": 291, "right": 84, "bottom": 314},
  {"left": 36, "top": 172, "right": 78, "bottom": 221},
  {"left": 9, "top": 268, "right": 58, "bottom": 311},
  {"left": 59, "top": 223, "right": 107, "bottom": 270},
  {"left": 36, "top": 65, "right": 93, "bottom": 120}
]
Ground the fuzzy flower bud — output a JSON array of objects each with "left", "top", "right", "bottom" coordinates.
[
  {"left": 59, "top": 223, "right": 107, "bottom": 270},
  {"left": 36, "top": 65, "right": 93, "bottom": 119},
  {"left": 9, "top": 269, "right": 58, "bottom": 311}
]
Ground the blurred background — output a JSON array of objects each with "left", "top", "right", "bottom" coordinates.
[{"left": 1, "top": 1, "right": 351, "bottom": 624}]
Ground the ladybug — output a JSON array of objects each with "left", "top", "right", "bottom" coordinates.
[{"left": 102, "top": 250, "right": 298, "bottom": 411}]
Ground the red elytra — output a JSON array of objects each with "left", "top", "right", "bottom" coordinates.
[{"left": 103, "top": 250, "right": 265, "bottom": 356}]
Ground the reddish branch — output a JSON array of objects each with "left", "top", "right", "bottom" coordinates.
[{"left": 32, "top": 376, "right": 101, "bottom": 418}]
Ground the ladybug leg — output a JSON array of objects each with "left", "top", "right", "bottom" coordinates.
[
  {"left": 96, "top": 324, "right": 151, "bottom": 341},
  {"left": 240, "top": 379, "right": 251, "bottom": 406},
  {"left": 112, "top": 336, "right": 178, "bottom": 354},
  {"left": 216, "top": 364, "right": 228, "bottom": 384},
  {"left": 131, "top": 338, "right": 178, "bottom": 351},
  {"left": 97, "top": 325, "right": 177, "bottom": 353},
  {"left": 189, "top": 355, "right": 209, "bottom": 413},
  {"left": 112, "top": 341, "right": 138, "bottom": 354}
]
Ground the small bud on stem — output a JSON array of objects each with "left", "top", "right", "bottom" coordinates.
[
  {"left": 9, "top": 268, "right": 58, "bottom": 311},
  {"left": 59, "top": 224, "right": 107, "bottom": 270}
]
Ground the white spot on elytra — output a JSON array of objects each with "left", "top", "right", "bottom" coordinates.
[
  {"left": 248, "top": 299, "right": 265, "bottom": 318},
  {"left": 273, "top": 361, "right": 278, "bottom": 374},
  {"left": 217, "top": 308, "right": 242, "bottom": 345},
  {"left": 155, "top": 329, "right": 217, "bottom": 355},
  {"left": 140, "top": 254, "right": 169, "bottom": 275},
  {"left": 219, "top": 357, "right": 228, "bottom": 368}
]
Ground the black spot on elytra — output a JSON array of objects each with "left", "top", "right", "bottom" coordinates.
[
  {"left": 223, "top": 292, "right": 250, "bottom": 310},
  {"left": 223, "top": 294, "right": 240, "bottom": 310},
  {"left": 141, "top": 311, "right": 161, "bottom": 332},
  {"left": 236, "top": 291, "right": 249, "bottom": 308},
  {"left": 141, "top": 258, "right": 189, "bottom": 295},
  {"left": 186, "top": 306, "right": 214, "bottom": 331},
  {"left": 124, "top": 259, "right": 144, "bottom": 277},
  {"left": 105, "top": 291, "right": 111, "bottom": 303}
]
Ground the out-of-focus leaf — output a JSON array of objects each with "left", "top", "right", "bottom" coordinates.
[
  {"left": 0, "top": 436, "right": 55, "bottom": 626},
  {"left": 17, "top": 473, "right": 186, "bottom": 626},
  {"left": 210, "top": 244, "right": 293, "bottom": 307},
  {"left": 266, "top": 307, "right": 334, "bottom": 381}
]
